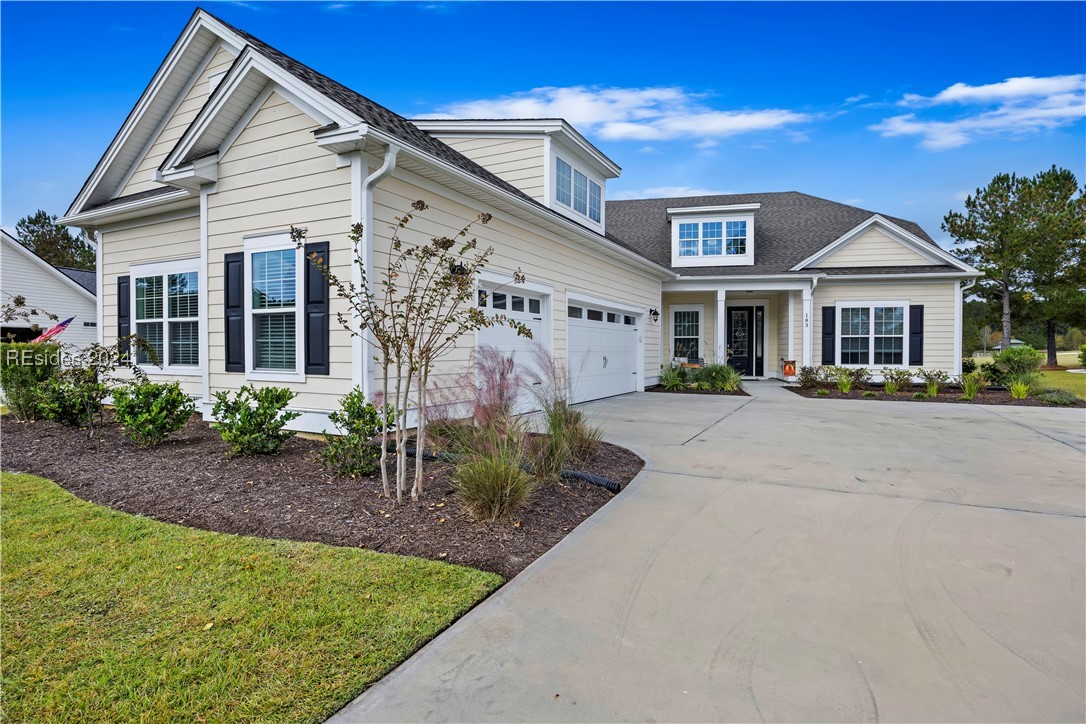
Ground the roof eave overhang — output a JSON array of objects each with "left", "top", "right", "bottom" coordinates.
[{"left": 59, "top": 189, "right": 195, "bottom": 229}]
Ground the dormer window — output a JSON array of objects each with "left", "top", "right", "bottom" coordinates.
[
  {"left": 668, "top": 204, "right": 759, "bottom": 267},
  {"left": 555, "top": 156, "right": 602, "bottom": 223}
]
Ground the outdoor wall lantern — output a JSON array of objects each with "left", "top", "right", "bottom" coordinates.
[{"left": 649, "top": 308, "right": 660, "bottom": 323}]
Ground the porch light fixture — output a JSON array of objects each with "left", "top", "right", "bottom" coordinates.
[{"left": 649, "top": 308, "right": 660, "bottom": 323}]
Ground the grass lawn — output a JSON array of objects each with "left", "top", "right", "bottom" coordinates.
[
  {"left": 1038, "top": 370, "right": 1086, "bottom": 398},
  {"left": 1, "top": 472, "right": 502, "bottom": 722}
]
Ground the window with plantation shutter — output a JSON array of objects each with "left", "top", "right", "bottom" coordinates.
[
  {"left": 128, "top": 261, "right": 200, "bottom": 372},
  {"left": 251, "top": 248, "right": 297, "bottom": 371}
]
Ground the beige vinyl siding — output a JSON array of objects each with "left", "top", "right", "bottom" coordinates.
[
  {"left": 372, "top": 172, "right": 660, "bottom": 399},
  {"left": 776, "top": 291, "right": 792, "bottom": 374},
  {"left": 812, "top": 280, "right": 958, "bottom": 372},
  {"left": 120, "top": 47, "right": 238, "bottom": 197},
  {"left": 662, "top": 292, "right": 715, "bottom": 362},
  {"left": 0, "top": 238, "right": 97, "bottom": 351},
  {"left": 100, "top": 212, "right": 202, "bottom": 395},
  {"left": 435, "top": 137, "right": 546, "bottom": 202},
  {"left": 206, "top": 92, "right": 352, "bottom": 412},
  {"left": 819, "top": 227, "right": 934, "bottom": 267}
]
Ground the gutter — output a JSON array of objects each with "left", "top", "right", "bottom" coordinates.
[
  {"left": 58, "top": 188, "right": 192, "bottom": 226},
  {"left": 357, "top": 143, "right": 400, "bottom": 400}
]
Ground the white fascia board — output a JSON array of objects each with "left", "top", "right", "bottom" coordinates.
[
  {"left": 664, "top": 278, "right": 815, "bottom": 293},
  {"left": 65, "top": 11, "right": 245, "bottom": 217},
  {"left": 364, "top": 126, "right": 675, "bottom": 280},
  {"left": 58, "top": 189, "right": 194, "bottom": 227},
  {"left": 0, "top": 234, "right": 98, "bottom": 303},
  {"left": 667, "top": 203, "right": 761, "bottom": 216},
  {"left": 414, "top": 118, "right": 621, "bottom": 178},
  {"left": 817, "top": 271, "right": 984, "bottom": 281},
  {"left": 159, "top": 49, "right": 361, "bottom": 175},
  {"left": 790, "top": 214, "right": 978, "bottom": 273}
]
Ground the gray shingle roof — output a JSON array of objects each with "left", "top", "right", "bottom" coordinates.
[
  {"left": 605, "top": 192, "right": 943, "bottom": 276},
  {"left": 57, "top": 267, "right": 97, "bottom": 295}
]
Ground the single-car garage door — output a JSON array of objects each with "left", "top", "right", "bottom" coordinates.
[{"left": 568, "top": 302, "right": 640, "bottom": 403}]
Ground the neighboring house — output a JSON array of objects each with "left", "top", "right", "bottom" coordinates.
[
  {"left": 58, "top": 9, "right": 980, "bottom": 433},
  {"left": 1, "top": 229, "right": 98, "bottom": 349}
]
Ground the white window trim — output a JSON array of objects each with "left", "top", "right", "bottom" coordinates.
[
  {"left": 244, "top": 233, "right": 306, "bottom": 383},
  {"left": 129, "top": 258, "right": 203, "bottom": 376},
  {"left": 834, "top": 300, "right": 910, "bottom": 369},
  {"left": 671, "top": 213, "right": 755, "bottom": 268},
  {"left": 670, "top": 303, "right": 704, "bottom": 360},
  {"left": 550, "top": 153, "right": 605, "bottom": 229}
]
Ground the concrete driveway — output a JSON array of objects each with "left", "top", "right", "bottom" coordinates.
[{"left": 333, "top": 384, "right": 1085, "bottom": 723}]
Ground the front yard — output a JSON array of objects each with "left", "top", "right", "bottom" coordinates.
[{"left": 1, "top": 471, "right": 501, "bottom": 721}]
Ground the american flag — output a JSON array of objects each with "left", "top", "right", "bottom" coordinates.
[{"left": 30, "top": 317, "right": 74, "bottom": 343}]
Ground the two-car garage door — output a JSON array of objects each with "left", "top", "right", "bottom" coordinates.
[
  {"left": 567, "top": 302, "right": 640, "bottom": 404},
  {"left": 477, "top": 286, "right": 642, "bottom": 405}
]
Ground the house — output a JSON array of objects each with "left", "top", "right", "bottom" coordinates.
[
  {"left": 1, "top": 229, "right": 98, "bottom": 349},
  {"left": 58, "top": 9, "right": 981, "bottom": 432}
]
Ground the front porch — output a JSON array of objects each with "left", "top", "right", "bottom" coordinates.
[{"left": 662, "top": 281, "right": 815, "bottom": 380}]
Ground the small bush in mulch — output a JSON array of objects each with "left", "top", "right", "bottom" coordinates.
[
  {"left": 646, "top": 385, "right": 750, "bottom": 396},
  {"left": 786, "top": 385, "right": 1085, "bottom": 408},
  {"left": 1, "top": 411, "right": 643, "bottom": 578}
]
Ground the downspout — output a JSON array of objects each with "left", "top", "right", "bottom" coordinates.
[{"left": 357, "top": 144, "right": 400, "bottom": 400}]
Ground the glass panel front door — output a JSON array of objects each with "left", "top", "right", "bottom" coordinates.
[{"left": 728, "top": 307, "right": 753, "bottom": 375}]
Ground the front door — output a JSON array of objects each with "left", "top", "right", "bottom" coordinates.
[{"left": 726, "top": 306, "right": 763, "bottom": 376}]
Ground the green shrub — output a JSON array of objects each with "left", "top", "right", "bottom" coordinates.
[
  {"left": 818, "top": 366, "right": 841, "bottom": 385},
  {"left": 912, "top": 391, "right": 929, "bottom": 400},
  {"left": 696, "top": 363, "right": 743, "bottom": 392},
  {"left": 659, "top": 366, "right": 686, "bottom": 392},
  {"left": 848, "top": 367, "right": 872, "bottom": 390},
  {"left": 961, "top": 357, "right": 977, "bottom": 374},
  {"left": 881, "top": 368, "right": 913, "bottom": 395},
  {"left": 815, "top": 388, "right": 830, "bottom": 397},
  {"left": 862, "top": 390, "right": 877, "bottom": 399},
  {"left": 836, "top": 371, "right": 852, "bottom": 394},
  {"left": 211, "top": 385, "right": 301, "bottom": 455},
  {"left": 112, "top": 380, "right": 196, "bottom": 446},
  {"left": 1009, "top": 380, "right": 1030, "bottom": 399},
  {"left": 979, "top": 362, "right": 1009, "bottom": 387},
  {"left": 1079, "top": 344, "right": 1086, "bottom": 369},
  {"left": 1008, "top": 372, "right": 1042, "bottom": 396},
  {"left": 453, "top": 428, "right": 535, "bottom": 522},
  {"left": 919, "top": 369, "right": 950, "bottom": 397},
  {"left": 0, "top": 342, "right": 60, "bottom": 420},
  {"left": 320, "top": 387, "right": 396, "bottom": 475},
  {"left": 1036, "top": 389, "right": 1081, "bottom": 406},
  {"left": 959, "top": 371, "right": 987, "bottom": 401},
  {"left": 993, "top": 346, "right": 1043, "bottom": 376},
  {"left": 39, "top": 367, "right": 108, "bottom": 429},
  {"left": 797, "top": 366, "right": 820, "bottom": 389}
]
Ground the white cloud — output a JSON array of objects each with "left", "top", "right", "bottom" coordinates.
[
  {"left": 610, "top": 186, "right": 731, "bottom": 200},
  {"left": 434, "top": 86, "right": 811, "bottom": 142},
  {"left": 871, "top": 74, "right": 1085, "bottom": 149},
  {"left": 638, "top": 145, "right": 662, "bottom": 154},
  {"left": 695, "top": 139, "right": 718, "bottom": 149},
  {"left": 899, "top": 74, "right": 1085, "bottom": 106},
  {"left": 844, "top": 94, "right": 869, "bottom": 104}
]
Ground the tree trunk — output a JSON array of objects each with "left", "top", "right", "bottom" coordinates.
[
  {"left": 379, "top": 359, "right": 391, "bottom": 499},
  {"left": 1046, "top": 320, "right": 1058, "bottom": 367},
  {"left": 412, "top": 371, "right": 427, "bottom": 500},
  {"left": 1001, "top": 279, "right": 1012, "bottom": 351}
]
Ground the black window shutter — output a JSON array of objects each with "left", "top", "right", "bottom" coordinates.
[
  {"left": 224, "top": 252, "right": 245, "bottom": 372},
  {"left": 908, "top": 305, "right": 924, "bottom": 366},
  {"left": 304, "top": 241, "right": 330, "bottom": 375},
  {"left": 117, "top": 276, "right": 131, "bottom": 364},
  {"left": 821, "top": 306, "right": 836, "bottom": 365}
]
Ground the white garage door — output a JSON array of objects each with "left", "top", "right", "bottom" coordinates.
[
  {"left": 476, "top": 287, "right": 546, "bottom": 410},
  {"left": 568, "top": 302, "right": 640, "bottom": 403}
]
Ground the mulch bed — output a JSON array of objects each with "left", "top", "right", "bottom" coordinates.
[
  {"left": 645, "top": 385, "right": 750, "bottom": 396},
  {"left": 0, "top": 412, "right": 644, "bottom": 578},
  {"left": 785, "top": 386, "right": 1085, "bottom": 408}
]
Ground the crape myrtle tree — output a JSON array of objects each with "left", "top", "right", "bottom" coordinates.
[{"left": 293, "top": 200, "right": 532, "bottom": 503}]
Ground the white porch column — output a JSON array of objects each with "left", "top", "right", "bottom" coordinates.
[
  {"left": 801, "top": 286, "right": 814, "bottom": 367},
  {"left": 714, "top": 289, "right": 727, "bottom": 362},
  {"left": 787, "top": 291, "right": 796, "bottom": 362}
]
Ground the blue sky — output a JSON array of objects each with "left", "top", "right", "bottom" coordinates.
[{"left": 2, "top": 1, "right": 1084, "bottom": 248}]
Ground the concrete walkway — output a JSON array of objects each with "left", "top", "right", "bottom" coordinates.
[{"left": 333, "top": 384, "right": 1086, "bottom": 723}]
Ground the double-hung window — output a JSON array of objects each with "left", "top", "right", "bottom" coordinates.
[
  {"left": 670, "top": 214, "right": 754, "bottom": 267},
  {"left": 132, "top": 261, "right": 200, "bottom": 372},
  {"left": 672, "top": 306, "right": 702, "bottom": 359},
  {"left": 554, "top": 155, "right": 603, "bottom": 225},
  {"left": 243, "top": 236, "right": 305, "bottom": 380},
  {"left": 725, "top": 221, "right": 747, "bottom": 255},
  {"left": 838, "top": 302, "right": 907, "bottom": 367}
]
